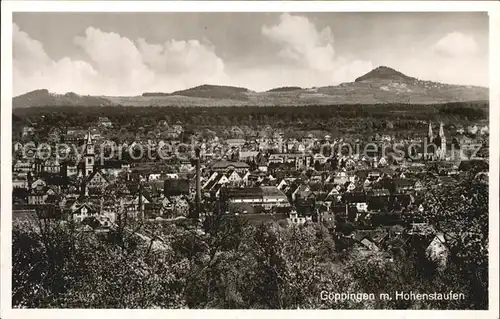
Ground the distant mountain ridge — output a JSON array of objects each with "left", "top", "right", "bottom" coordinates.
[{"left": 13, "top": 66, "right": 489, "bottom": 108}]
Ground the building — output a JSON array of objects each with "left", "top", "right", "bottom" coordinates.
[
  {"left": 210, "top": 161, "right": 250, "bottom": 174},
  {"left": 85, "top": 170, "right": 110, "bottom": 192},
  {"left": 164, "top": 179, "right": 190, "bottom": 197},
  {"left": 225, "top": 186, "right": 290, "bottom": 210},
  {"left": 226, "top": 139, "right": 246, "bottom": 148},
  {"left": 427, "top": 121, "right": 447, "bottom": 160},
  {"left": 98, "top": 117, "right": 113, "bottom": 128},
  {"left": 83, "top": 129, "right": 95, "bottom": 177}
]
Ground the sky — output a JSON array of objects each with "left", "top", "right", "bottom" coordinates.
[{"left": 12, "top": 12, "right": 489, "bottom": 96}]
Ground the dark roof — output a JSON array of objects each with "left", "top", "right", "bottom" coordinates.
[
  {"left": 370, "top": 188, "right": 390, "bottom": 197},
  {"left": 101, "top": 159, "right": 127, "bottom": 169},
  {"left": 458, "top": 159, "right": 488, "bottom": 172},
  {"left": 44, "top": 175, "right": 70, "bottom": 186},
  {"left": 436, "top": 176, "right": 457, "bottom": 186},
  {"left": 332, "top": 205, "right": 347, "bottom": 214},
  {"left": 226, "top": 187, "right": 263, "bottom": 199},
  {"left": 343, "top": 192, "right": 367, "bottom": 203},
  {"left": 164, "top": 179, "right": 190, "bottom": 196},
  {"left": 261, "top": 186, "right": 287, "bottom": 197},
  {"left": 204, "top": 178, "right": 220, "bottom": 191},
  {"left": 393, "top": 179, "right": 414, "bottom": 188},
  {"left": 210, "top": 161, "right": 250, "bottom": 169},
  {"left": 85, "top": 170, "right": 110, "bottom": 184}
]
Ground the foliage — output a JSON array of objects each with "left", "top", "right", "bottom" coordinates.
[
  {"left": 421, "top": 172, "right": 488, "bottom": 308},
  {"left": 12, "top": 174, "right": 488, "bottom": 309},
  {"left": 13, "top": 102, "right": 488, "bottom": 142}
]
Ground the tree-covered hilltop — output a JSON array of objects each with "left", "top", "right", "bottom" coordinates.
[{"left": 12, "top": 173, "right": 488, "bottom": 309}]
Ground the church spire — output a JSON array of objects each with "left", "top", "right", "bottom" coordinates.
[
  {"left": 428, "top": 121, "right": 433, "bottom": 141},
  {"left": 86, "top": 128, "right": 93, "bottom": 145},
  {"left": 439, "top": 122, "right": 445, "bottom": 137}
]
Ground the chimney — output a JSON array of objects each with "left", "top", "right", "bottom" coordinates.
[
  {"left": 84, "top": 181, "right": 88, "bottom": 197},
  {"left": 191, "top": 148, "right": 202, "bottom": 219},
  {"left": 138, "top": 182, "right": 143, "bottom": 219}
]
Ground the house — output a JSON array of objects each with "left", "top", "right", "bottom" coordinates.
[
  {"left": 98, "top": 117, "right": 113, "bottom": 128},
  {"left": 344, "top": 181, "right": 356, "bottom": 192},
  {"left": 378, "top": 157, "right": 388, "bottom": 167},
  {"left": 203, "top": 173, "right": 229, "bottom": 192},
  {"left": 226, "top": 187, "right": 263, "bottom": 205},
  {"left": 28, "top": 186, "right": 58, "bottom": 205},
  {"left": 288, "top": 210, "right": 313, "bottom": 225},
  {"left": 126, "top": 193, "right": 153, "bottom": 215},
  {"left": 268, "top": 154, "right": 285, "bottom": 164},
  {"left": 164, "top": 179, "right": 190, "bottom": 197},
  {"left": 13, "top": 176, "right": 28, "bottom": 189},
  {"left": 13, "top": 160, "right": 33, "bottom": 173},
  {"left": 225, "top": 186, "right": 289, "bottom": 209},
  {"left": 66, "top": 163, "right": 78, "bottom": 177},
  {"left": 72, "top": 203, "right": 98, "bottom": 223},
  {"left": 239, "top": 151, "right": 259, "bottom": 162},
  {"left": 313, "top": 153, "right": 328, "bottom": 164},
  {"left": 172, "top": 197, "right": 190, "bottom": 217},
  {"left": 149, "top": 173, "right": 162, "bottom": 181},
  {"left": 226, "top": 139, "right": 246, "bottom": 148},
  {"left": 258, "top": 157, "right": 269, "bottom": 172},
  {"left": 22, "top": 125, "right": 34, "bottom": 137},
  {"left": 31, "top": 178, "right": 47, "bottom": 189},
  {"left": 44, "top": 158, "right": 61, "bottom": 174},
  {"left": 261, "top": 186, "right": 290, "bottom": 209},
  {"left": 292, "top": 184, "right": 311, "bottom": 202},
  {"left": 333, "top": 171, "right": 354, "bottom": 185},
  {"left": 363, "top": 179, "right": 371, "bottom": 189},
  {"left": 13, "top": 141, "right": 23, "bottom": 152},
  {"left": 343, "top": 192, "right": 367, "bottom": 206},
  {"left": 164, "top": 173, "right": 179, "bottom": 179},
  {"left": 227, "top": 170, "right": 242, "bottom": 184},
  {"left": 85, "top": 170, "right": 110, "bottom": 192},
  {"left": 425, "top": 232, "right": 449, "bottom": 271},
  {"left": 277, "top": 179, "right": 288, "bottom": 191},
  {"left": 414, "top": 180, "right": 424, "bottom": 191},
  {"left": 393, "top": 179, "right": 414, "bottom": 193},
  {"left": 241, "top": 172, "right": 251, "bottom": 185}
]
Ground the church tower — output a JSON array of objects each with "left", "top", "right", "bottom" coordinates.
[
  {"left": 428, "top": 121, "right": 434, "bottom": 143},
  {"left": 439, "top": 122, "right": 446, "bottom": 159},
  {"left": 84, "top": 129, "right": 95, "bottom": 176}
]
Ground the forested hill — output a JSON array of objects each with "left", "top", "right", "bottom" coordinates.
[{"left": 13, "top": 102, "right": 488, "bottom": 138}]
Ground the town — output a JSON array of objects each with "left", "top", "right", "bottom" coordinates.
[
  {"left": 8, "top": 10, "right": 492, "bottom": 310},
  {"left": 12, "top": 112, "right": 489, "bottom": 263}
]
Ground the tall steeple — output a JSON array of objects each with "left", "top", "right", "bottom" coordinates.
[
  {"left": 428, "top": 121, "right": 433, "bottom": 142},
  {"left": 84, "top": 128, "right": 95, "bottom": 176},
  {"left": 86, "top": 127, "right": 93, "bottom": 145},
  {"left": 439, "top": 122, "right": 445, "bottom": 137},
  {"left": 439, "top": 122, "right": 446, "bottom": 159}
]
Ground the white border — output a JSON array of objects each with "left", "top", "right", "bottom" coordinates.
[{"left": 1, "top": 2, "right": 499, "bottom": 319}]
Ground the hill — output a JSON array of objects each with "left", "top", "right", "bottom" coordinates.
[
  {"left": 13, "top": 89, "right": 114, "bottom": 108},
  {"left": 13, "top": 66, "right": 489, "bottom": 108},
  {"left": 355, "top": 66, "right": 415, "bottom": 83},
  {"left": 145, "top": 84, "right": 251, "bottom": 100},
  {"left": 266, "top": 86, "right": 303, "bottom": 93}
]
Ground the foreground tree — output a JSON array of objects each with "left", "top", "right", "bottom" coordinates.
[{"left": 421, "top": 172, "right": 488, "bottom": 309}]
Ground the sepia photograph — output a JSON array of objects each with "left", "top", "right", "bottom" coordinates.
[{"left": 1, "top": 2, "right": 499, "bottom": 315}]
